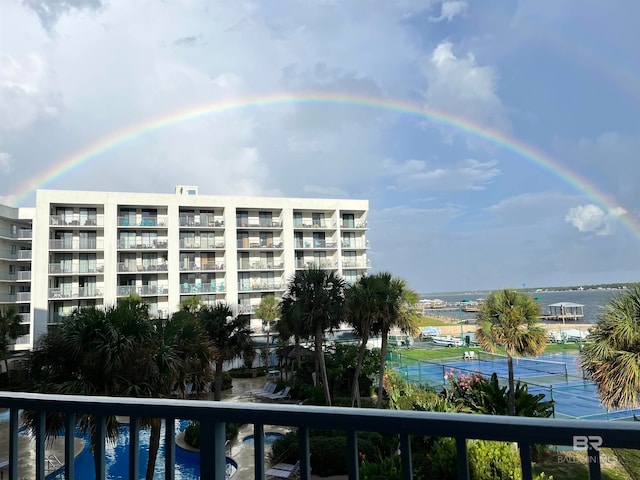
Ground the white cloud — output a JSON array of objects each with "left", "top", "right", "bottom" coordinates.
[
  {"left": 564, "top": 204, "right": 626, "bottom": 236},
  {"left": 0, "top": 152, "right": 13, "bottom": 174},
  {"left": 421, "top": 42, "right": 509, "bottom": 138},
  {"left": 383, "top": 157, "right": 500, "bottom": 191},
  {"left": 430, "top": 1, "right": 468, "bottom": 22}
]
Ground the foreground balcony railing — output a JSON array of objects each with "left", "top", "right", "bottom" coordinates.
[{"left": 0, "top": 392, "right": 637, "bottom": 480}]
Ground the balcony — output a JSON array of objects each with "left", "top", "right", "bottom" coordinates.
[
  {"left": 0, "top": 228, "right": 32, "bottom": 239},
  {"left": 293, "top": 221, "right": 337, "bottom": 230},
  {"left": 181, "top": 283, "right": 225, "bottom": 294},
  {"left": 49, "top": 239, "right": 105, "bottom": 251},
  {"left": 0, "top": 272, "right": 16, "bottom": 282},
  {"left": 48, "top": 288, "right": 104, "bottom": 299},
  {"left": 117, "top": 285, "right": 169, "bottom": 297},
  {"left": 17, "top": 250, "right": 32, "bottom": 260},
  {"left": 179, "top": 241, "right": 225, "bottom": 250},
  {"left": 118, "top": 263, "right": 169, "bottom": 273},
  {"left": 342, "top": 260, "right": 371, "bottom": 269},
  {"left": 201, "top": 261, "right": 226, "bottom": 271},
  {"left": 237, "top": 221, "right": 283, "bottom": 229},
  {"left": 16, "top": 291, "right": 31, "bottom": 302},
  {"left": 180, "top": 216, "right": 225, "bottom": 228},
  {"left": 341, "top": 240, "right": 370, "bottom": 249},
  {"left": 237, "top": 262, "right": 284, "bottom": 271},
  {"left": 238, "top": 304, "right": 256, "bottom": 314},
  {"left": 49, "top": 264, "right": 104, "bottom": 275},
  {"left": 50, "top": 215, "right": 105, "bottom": 227},
  {"left": 294, "top": 240, "right": 337, "bottom": 249},
  {"left": 0, "top": 391, "right": 637, "bottom": 480},
  {"left": 238, "top": 282, "right": 284, "bottom": 292},
  {"left": 117, "top": 239, "right": 168, "bottom": 250},
  {"left": 237, "top": 241, "right": 283, "bottom": 250},
  {"left": 0, "top": 249, "right": 16, "bottom": 260},
  {"left": 118, "top": 216, "right": 168, "bottom": 228},
  {"left": 341, "top": 221, "right": 368, "bottom": 230},
  {"left": 295, "top": 260, "right": 338, "bottom": 269},
  {"left": 17, "top": 271, "right": 32, "bottom": 281}
]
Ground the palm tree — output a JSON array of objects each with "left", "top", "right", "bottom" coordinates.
[
  {"left": 346, "top": 274, "right": 385, "bottom": 407},
  {"left": 281, "top": 268, "right": 346, "bottom": 406},
  {"left": 199, "top": 303, "right": 254, "bottom": 401},
  {"left": 375, "top": 276, "right": 420, "bottom": 408},
  {"left": 475, "top": 289, "right": 547, "bottom": 416},
  {"left": 580, "top": 286, "right": 640, "bottom": 408},
  {"left": 0, "top": 307, "right": 25, "bottom": 385},
  {"left": 255, "top": 294, "right": 280, "bottom": 368},
  {"left": 24, "top": 297, "right": 158, "bottom": 477}
]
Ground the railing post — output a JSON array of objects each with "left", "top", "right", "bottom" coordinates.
[
  {"left": 299, "top": 427, "right": 311, "bottom": 480},
  {"left": 518, "top": 442, "right": 533, "bottom": 480},
  {"left": 64, "top": 413, "right": 76, "bottom": 480},
  {"left": 200, "top": 419, "right": 226, "bottom": 480},
  {"left": 254, "top": 423, "right": 265, "bottom": 479},
  {"left": 95, "top": 414, "right": 107, "bottom": 480},
  {"left": 346, "top": 430, "right": 359, "bottom": 480},
  {"left": 165, "top": 418, "right": 176, "bottom": 480},
  {"left": 9, "top": 408, "right": 19, "bottom": 480},
  {"left": 35, "top": 411, "right": 45, "bottom": 480},
  {"left": 400, "top": 433, "right": 412, "bottom": 480},
  {"left": 587, "top": 446, "right": 602, "bottom": 480},
  {"left": 129, "top": 416, "right": 140, "bottom": 480},
  {"left": 456, "top": 437, "right": 469, "bottom": 480}
]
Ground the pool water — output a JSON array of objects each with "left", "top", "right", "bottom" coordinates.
[
  {"left": 242, "top": 432, "right": 285, "bottom": 446},
  {"left": 47, "top": 420, "right": 236, "bottom": 480}
]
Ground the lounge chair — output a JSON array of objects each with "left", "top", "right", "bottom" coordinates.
[
  {"left": 260, "top": 386, "right": 291, "bottom": 401},
  {"left": 266, "top": 461, "right": 300, "bottom": 479},
  {"left": 249, "top": 382, "right": 277, "bottom": 397}
]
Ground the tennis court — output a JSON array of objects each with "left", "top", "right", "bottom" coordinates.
[{"left": 393, "top": 351, "right": 640, "bottom": 420}]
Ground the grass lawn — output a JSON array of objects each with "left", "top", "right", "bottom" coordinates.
[
  {"left": 533, "top": 448, "right": 633, "bottom": 480},
  {"left": 416, "top": 316, "right": 455, "bottom": 327},
  {"left": 400, "top": 342, "right": 581, "bottom": 361}
]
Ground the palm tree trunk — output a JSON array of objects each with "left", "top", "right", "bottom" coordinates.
[
  {"left": 214, "top": 361, "right": 223, "bottom": 401},
  {"left": 351, "top": 332, "right": 369, "bottom": 407},
  {"left": 146, "top": 418, "right": 161, "bottom": 480},
  {"left": 377, "top": 328, "right": 389, "bottom": 408},
  {"left": 315, "top": 327, "right": 332, "bottom": 406},
  {"left": 507, "top": 353, "right": 515, "bottom": 416},
  {"left": 3, "top": 356, "right": 10, "bottom": 385},
  {"left": 265, "top": 323, "right": 271, "bottom": 369}
]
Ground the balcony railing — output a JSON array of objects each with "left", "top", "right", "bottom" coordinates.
[
  {"left": 118, "top": 263, "right": 169, "bottom": 273},
  {"left": 0, "top": 272, "right": 16, "bottom": 281},
  {"left": 341, "top": 240, "right": 370, "bottom": 249},
  {"left": 294, "top": 240, "right": 337, "bottom": 249},
  {"left": 237, "top": 241, "right": 283, "bottom": 249},
  {"left": 17, "top": 271, "right": 32, "bottom": 281},
  {"left": 181, "top": 283, "right": 225, "bottom": 294},
  {"left": 48, "top": 288, "right": 104, "bottom": 299},
  {"left": 118, "top": 216, "right": 168, "bottom": 227},
  {"left": 50, "top": 215, "right": 104, "bottom": 227},
  {"left": 0, "top": 392, "right": 637, "bottom": 480},
  {"left": 49, "top": 264, "right": 104, "bottom": 275},
  {"left": 237, "top": 262, "right": 284, "bottom": 271},
  {"left": 179, "top": 241, "right": 225, "bottom": 249},
  {"left": 295, "top": 261, "right": 338, "bottom": 269},
  {"left": 341, "top": 221, "right": 368, "bottom": 229},
  {"left": 238, "top": 283, "right": 284, "bottom": 292},
  {"left": 49, "top": 239, "right": 105, "bottom": 250},
  {"left": 117, "top": 285, "right": 169, "bottom": 296},
  {"left": 293, "top": 221, "right": 337, "bottom": 229},
  {"left": 118, "top": 239, "right": 168, "bottom": 250},
  {"left": 0, "top": 228, "right": 32, "bottom": 239},
  {"left": 16, "top": 292, "right": 31, "bottom": 302},
  {"left": 17, "top": 250, "right": 32, "bottom": 260},
  {"left": 238, "top": 304, "right": 256, "bottom": 314},
  {"left": 342, "top": 260, "right": 371, "bottom": 269},
  {"left": 237, "top": 221, "right": 283, "bottom": 228},
  {"left": 180, "top": 216, "right": 225, "bottom": 228}
]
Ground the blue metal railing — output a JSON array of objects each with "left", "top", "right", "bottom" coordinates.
[{"left": 0, "top": 391, "right": 638, "bottom": 480}]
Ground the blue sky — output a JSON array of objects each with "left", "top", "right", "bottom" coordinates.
[{"left": 0, "top": 0, "right": 638, "bottom": 292}]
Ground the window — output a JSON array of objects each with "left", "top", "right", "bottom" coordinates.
[
  {"left": 79, "top": 231, "right": 97, "bottom": 249},
  {"left": 119, "top": 231, "right": 136, "bottom": 248},
  {"left": 342, "top": 232, "right": 355, "bottom": 248},
  {"left": 79, "top": 254, "right": 97, "bottom": 273},
  {"left": 259, "top": 211, "right": 273, "bottom": 227},
  {"left": 312, "top": 213, "right": 325, "bottom": 227},
  {"left": 259, "top": 232, "right": 273, "bottom": 247},
  {"left": 293, "top": 212, "right": 303, "bottom": 227},
  {"left": 342, "top": 213, "right": 355, "bottom": 228},
  {"left": 313, "top": 232, "right": 325, "bottom": 247},
  {"left": 236, "top": 210, "right": 249, "bottom": 227},
  {"left": 294, "top": 232, "right": 303, "bottom": 248}
]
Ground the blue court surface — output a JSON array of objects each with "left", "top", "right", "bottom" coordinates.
[{"left": 394, "top": 351, "right": 640, "bottom": 420}]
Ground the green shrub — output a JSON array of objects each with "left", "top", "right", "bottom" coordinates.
[
  {"left": 270, "top": 431, "right": 299, "bottom": 464},
  {"left": 310, "top": 436, "right": 348, "bottom": 476},
  {"left": 360, "top": 456, "right": 402, "bottom": 480},
  {"left": 183, "top": 421, "right": 201, "bottom": 449},
  {"left": 182, "top": 420, "right": 242, "bottom": 449},
  {"left": 468, "top": 440, "right": 522, "bottom": 480},
  {"left": 227, "top": 367, "right": 267, "bottom": 378},
  {"left": 221, "top": 372, "right": 233, "bottom": 390}
]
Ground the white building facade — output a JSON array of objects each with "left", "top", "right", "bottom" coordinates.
[{"left": 0, "top": 188, "right": 370, "bottom": 351}]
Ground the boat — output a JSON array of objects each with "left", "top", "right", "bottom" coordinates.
[{"left": 432, "top": 335, "right": 463, "bottom": 347}]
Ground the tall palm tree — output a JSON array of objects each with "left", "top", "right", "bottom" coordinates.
[
  {"left": 255, "top": 294, "right": 280, "bottom": 368},
  {"left": 375, "top": 276, "right": 420, "bottom": 408},
  {"left": 476, "top": 289, "right": 547, "bottom": 416},
  {"left": 580, "top": 286, "right": 640, "bottom": 408},
  {"left": 199, "top": 303, "right": 254, "bottom": 401},
  {"left": 280, "top": 268, "right": 346, "bottom": 406},
  {"left": 346, "top": 274, "right": 385, "bottom": 407},
  {"left": 0, "top": 307, "right": 25, "bottom": 384}
]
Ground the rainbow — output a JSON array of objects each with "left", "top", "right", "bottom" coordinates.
[{"left": 10, "top": 91, "right": 640, "bottom": 236}]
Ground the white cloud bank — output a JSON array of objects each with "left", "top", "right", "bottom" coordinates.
[
  {"left": 429, "top": 1, "right": 468, "bottom": 23},
  {"left": 565, "top": 204, "right": 626, "bottom": 236}
]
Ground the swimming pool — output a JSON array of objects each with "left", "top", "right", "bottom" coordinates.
[
  {"left": 47, "top": 420, "right": 236, "bottom": 480},
  {"left": 242, "top": 432, "right": 284, "bottom": 446}
]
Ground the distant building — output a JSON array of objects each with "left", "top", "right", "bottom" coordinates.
[{"left": 0, "top": 188, "right": 370, "bottom": 351}]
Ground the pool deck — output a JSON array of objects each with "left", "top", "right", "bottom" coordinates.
[{"left": 0, "top": 419, "right": 85, "bottom": 479}]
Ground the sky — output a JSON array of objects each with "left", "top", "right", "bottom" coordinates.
[{"left": 0, "top": 0, "right": 639, "bottom": 293}]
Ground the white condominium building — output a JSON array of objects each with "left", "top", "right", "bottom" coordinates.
[{"left": 0, "top": 187, "right": 370, "bottom": 352}]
